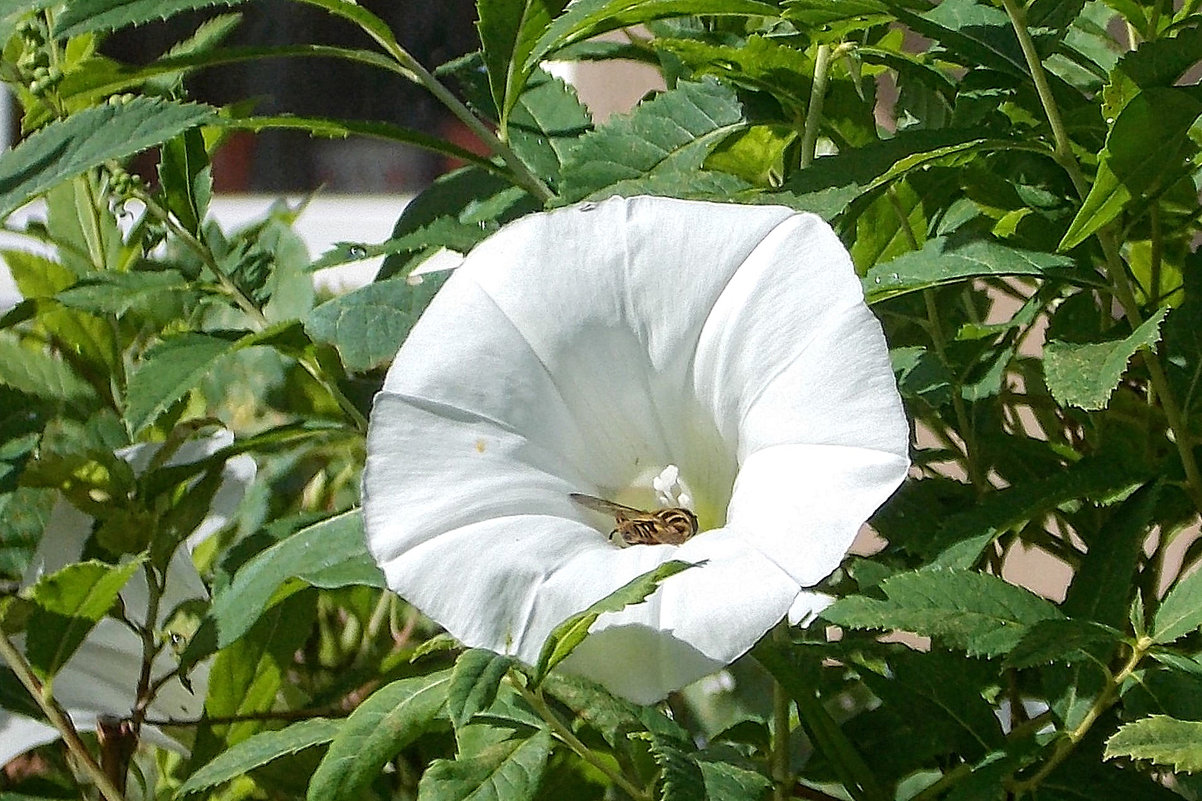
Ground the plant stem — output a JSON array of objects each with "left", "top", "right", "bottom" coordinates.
[
  {"left": 771, "top": 670, "right": 794, "bottom": 801},
  {"left": 1008, "top": 636, "right": 1151, "bottom": 795},
  {"left": 1001, "top": 0, "right": 1202, "bottom": 513},
  {"left": 0, "top": 628, "right": 128, "bottom": 801},
  {"left": 800, "top": 44, "right": 834, "bottom": 168},
  {"left": 133, "top": 188, "right": 370, "bottom": 433},
  {"left": 513, "top": 677, "right": 653, "bottom": 801}
]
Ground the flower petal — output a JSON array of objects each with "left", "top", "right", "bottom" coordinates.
[{"left": 365, "top": 196, "right": 908, "bottom": 702}]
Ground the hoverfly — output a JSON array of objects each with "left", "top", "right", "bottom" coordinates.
[{"left": 569, "top": 493, "right": 698, "bottom": 546}]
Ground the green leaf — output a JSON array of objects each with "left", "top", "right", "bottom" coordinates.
[
  {"left": 1153, "top": 561, "right": 1202, "bottom": 644},
  {"left": 931, "top": 457, "right": 1146, "bottom": 568},
  {"left": 179, "top": 718, "right": 340, "bottom": 795},
  {"left": 52, "top": 0, "right": 250, "bottom": 38},
  {"left": 889, "top": 0, "right": 1027, "bottom": 75},
  {"left": 416, "top": 730, "right": 553, "bottom": 801},
  {"left": 526, "top": 0, "right": 778, "bottom": 69},
  {"left": 124, "top": 332, "right": 238, "bottom": 434},
  {"left": 1116, "top": 26, "right": 1202, "bottom": 88},
  {"left": 636, "top": 731, "right": 704, "bottom": 801},
  {"left": 698, "top": 761, "right": 772, "bottom": 801},
  {"left": 477, "top": 0, "right": 570, "bottom": 126},
  {"left": 864, "top": 234, "right": 1082, "bottom": 303},
  {"left": 540, "top": 672, "right": 688, "bottom": 748},
  {"left": 1105, "top": 716, "right": 1202, "bottom": 773},
  {"left": 0, "top": 97, "right": 215, "bottom": 219},
  {"left": 507, "top": 70, "right": 593, "bottom": 185},
  {"left": 783, "top": 0, "right": 892, "bottom": 33},
  {"left": 159, "top": 128, "right": 212, "bottom": 237},
  {"left": 196, "top": 594, "right": 314, "bottom": 753},
  {"left": 1044, "top": 308, "right": 1168, "bottom": 410},
  {"left": 375, "top": 167, "right": 539, "bottom": 281},
  {"left": 304, "top": 275, "right": 448, "bottom": 372},
  {"left": 182, "top": 510, "right": 382, "bottom": 671},
  {"left": 0, "top": 333, "right": 98, "bottom": 405},
  {"left": 225, "top": 115, "right": 498, "bottom": 173},
  {"left": 1060, "top": 87, "right": 1202, "bottom": 250},
  {"left": 1064, "top": 482, "right": 1160, "bottom": 628},
  {"left": 125, "top": 323, "right": 306, "bottom": 434},
  {"left": 558, "top": 78, "right": 745, "bottom": 203},
  {"left": 822, "top": 568, "right": 1064, "bottom": 657},
  {"left": 1002, "top": 619, "right": 1122, "bottom": 669},
  {"left": 449, "top": 649, "right": 517, "bottom": 729},
  {"left": 534, "top": 560, "right": 696, "bottom": 682},
  {"left": 850, "top": 651, "right": 1004, "bottom": 776},
  {"left": 25, "top": 557, "right": 144, "bottom": 678},
  {"left": 307, "top": 671, "right": 451, "bottom": 801},
  {"left": 55, "top": 270, "right": 196, "bottom": 318}
]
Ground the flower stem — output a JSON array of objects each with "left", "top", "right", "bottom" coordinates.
[
  {"left": 0, "top": 628, "right": 128, "bottom": 801},
  {"left": 512, "top": 677, "right": 653, "bottom": 801},
  {"left": 800, "top": 44, "right": 834, "bottom": 168},
  {"left": 1000, "top": 0, "right": 1202, "bottom": 513}
]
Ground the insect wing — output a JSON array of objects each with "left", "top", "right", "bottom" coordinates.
[{"left": 569, "top": 492, "right": 641, "bottom": 516}]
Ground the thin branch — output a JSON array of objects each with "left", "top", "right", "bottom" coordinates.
[{"left": 0, "top": 629, "right": 128, "bottom": 801}]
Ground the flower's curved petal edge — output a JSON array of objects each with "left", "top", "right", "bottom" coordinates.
[
  {"left": 365, "top": 196, "right": 909, "bottom": 702},
  {"left": 0, "top": 431, "right": 251, "bottom": 763}
]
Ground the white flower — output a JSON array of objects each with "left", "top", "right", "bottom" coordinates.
[
  {"left": 363, "top": 196, "right": 909, "bottom": 703},
  {"left": 0, "top": 431, "right": 255, "bottom": 764}
]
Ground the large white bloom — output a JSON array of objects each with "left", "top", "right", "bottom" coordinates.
[
  {"left": 364, "top": 196, "right": 909, "bottom": 703},
  {"left": 0, "top": 431, "right": 255, "bottom": 765}
]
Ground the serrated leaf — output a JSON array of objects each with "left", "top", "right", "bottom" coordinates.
[
  {"left": 0, "top": 97, "right": 215, "bottom": 219},
  {"left": 375, "top": 167, "right": 539, "bottom": 281},
  {"left": 508, "top": 70, "right": 593, "bottom": 185},
  {"left": 534, "top": 560, "right": 696, "bottom": 682},
  {"left": 540, "top": 672, "right": 687, "bottom": 748},
  {"left": 159, "top": 128, "right": 212, "bottom": 237},
  {"left": 52, "top": 0, "right": 249, "bottom": 38},
  {"left": 477, "top": 0, "right": 570, "bottom": 126},
  {"left": 1064, "top": 482, "right": 1159, "bottom": 628},
  {"left": 449, "top": 649, "right": 517, "bottom": 729},
  {"left": 25, "top": 557, "right": 144, "bottom": 678},
  {"left": 889, "top": 0, "right": 1027, "bottom": 75},
  {"left": 1105, "top": 716, "right": 1202, "bottom": 772},
  {"left": 304, "top": 275, "right": 447, "bottom": 372},
  {"left": 932, "top": 456, "right": 1146, "bottom": 568},
  {"left": 1117, "top": 26, "right": 1202, "bottom": 88},
  {"left": 698, "top": 761, "right": 772, "bottom": 801},
  {"left": 55, "top": 270, "right": 196, "bottom": 317},
  {"left": 1002, "top": 619, "right": 1122, "bottom": 669},
  {"left": 417, "top": 730, "right": 553, "bottom": 801},
  {"left": 639, "top": 732, "right": 704, "bottom": 801},
  {"left": 822, "top": 568, "right": 1064, "bottom": 657},
  {"left": 850, "top": 651, "right": 1004, "bottom": 777},
  {"left": 1153, "top": 563, "right": 1202, "bottom": 644},
  {"left": 0, "top": 333, "right": 97, "bottom": 404},
  {"left": 181, "top": 510, "right": 382, "bottom": 671},
  {"left": 125, "top": 332, "right": 238, "bottom": 434},
  {"left": 1044, "top": 307, "right": 1168, "bottom": 411},
  {"left": 307, "top": 671, "right": 451, "bottom": 801},
  {"left": 864, "top": 233, "right": 1082, "bottom": 303},
  {"left": 558, "top": 78, "right": 745, "bottom": 203},
  {"left": 526, "top": 0, "right": 778, "bottom": 70},
  {"left": 179, "top": 717, "right": 340, "bottom": 795}
]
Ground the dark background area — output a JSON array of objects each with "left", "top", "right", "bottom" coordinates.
[{"left": 101, "top": 0, "right": 480, "bottom": 192}]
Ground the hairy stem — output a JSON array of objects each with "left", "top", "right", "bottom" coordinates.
[{"left": 0, "top": 629, "right": 128, "bottom": 801}]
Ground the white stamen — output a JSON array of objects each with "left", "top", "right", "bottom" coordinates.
[{"left": 652, "top": 464, "right": 693, "bottom": 509}]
